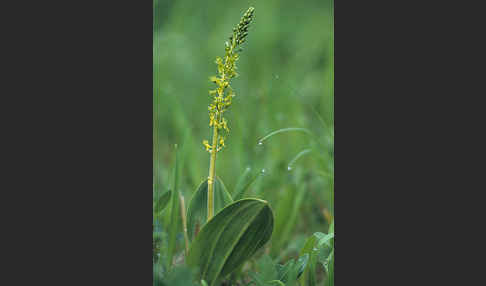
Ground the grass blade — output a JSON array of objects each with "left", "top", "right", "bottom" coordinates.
[{"left": 257, "top": 128, "right": 313, "bottom": 144}]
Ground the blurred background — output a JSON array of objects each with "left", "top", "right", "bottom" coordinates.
[{"left": 154, "top": 0, "right": 333, "bottom": 260}]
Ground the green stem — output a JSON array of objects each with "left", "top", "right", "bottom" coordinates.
[{"left": 207, "top": 125, "right": 218, "bottom": 221}]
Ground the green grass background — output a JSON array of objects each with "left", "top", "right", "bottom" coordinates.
[{"left": 154, "top": 0, "right": 333, "bottom": 261}]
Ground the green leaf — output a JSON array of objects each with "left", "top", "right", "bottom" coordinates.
[
  {"left": 186, "top": 177, "right": 233, "bottom": 241},
  {"left": 154, "top": 190, "right": 171, "bottom": 215},
  {"left": 187, "top": 199, "right": 274, "bottom": 286}
]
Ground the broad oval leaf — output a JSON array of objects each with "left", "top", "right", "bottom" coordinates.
[
  {"left": 186, "top": 177, "right": 233, "bottom": 241},
  {"left": 187, "top": 199, "right": 274, "bottom": 286}
]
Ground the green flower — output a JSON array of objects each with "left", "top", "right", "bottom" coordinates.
[{"left": 203, "top": 7, "right": 255, "bottom": 153}]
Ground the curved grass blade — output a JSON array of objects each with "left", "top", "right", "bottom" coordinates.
[
  {"left": 187, "top": 199, "right": 274, "bottom": 286},
  {"left": 186, "top": 177, "right": 233, "bottom": 241},
  {"left": 257, "top": 128, "right": 313, "bottom": 144},
  {"left": 287, "top": 148, "right": 313, "bottom": 170}
]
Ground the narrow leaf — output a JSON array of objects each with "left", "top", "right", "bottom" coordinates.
[
  {"left": 257, "top": 127, "right": 313, "bottom": 144},
  {"left": 154, "top": 190, "right": 171, "bottom": 214}
]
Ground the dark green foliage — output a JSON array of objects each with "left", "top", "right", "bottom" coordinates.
[{"left": 187, "top": 199, "right": 274, "bottom": 286}]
